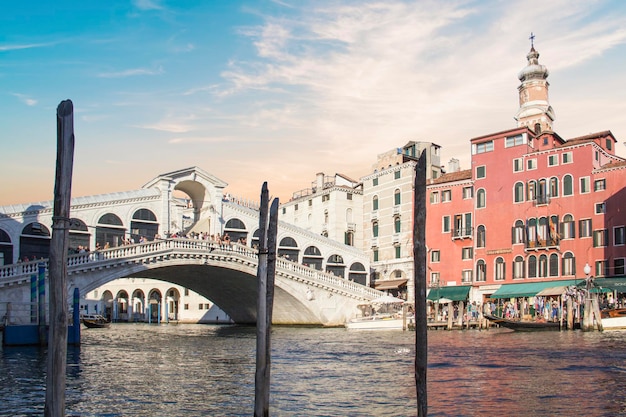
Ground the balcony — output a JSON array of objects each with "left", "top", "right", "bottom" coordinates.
[
  {"left": 525, "top": 237, "right": 560, "bottom": 251},
  {"left": 451, "top": 227, "right": 473, "bottom": 240},
  {"left": 534, "top": 194, "right": 551, "bottom": 206}
]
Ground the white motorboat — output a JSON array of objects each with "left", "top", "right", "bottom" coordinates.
[
  {"left": 600, "top": 308, "right": 626, "bottom": 330},
  {"left": 346, "top": 295, "right": 413, "bottom": 330}
]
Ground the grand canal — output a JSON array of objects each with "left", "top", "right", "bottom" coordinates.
[{"left": 1, "top": 324, "right": 625, "bottom": 416}]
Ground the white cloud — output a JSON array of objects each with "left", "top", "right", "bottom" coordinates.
[
  {"left": 98, "top": 66, "right": 164, "bottom": 78},
  {"left": 11, "top": 93, "right": 37, "bottom": 106},
  {"left": 133, "top": 0, "right": 163, "bottom": 11}
]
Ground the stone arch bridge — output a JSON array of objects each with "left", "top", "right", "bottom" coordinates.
[{"left": 0, "top": 238, "right": 382, "bottom": 326}]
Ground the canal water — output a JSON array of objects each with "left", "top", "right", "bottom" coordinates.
[{"left": 1, "top": 324, "right": 625, "bottom": 416}]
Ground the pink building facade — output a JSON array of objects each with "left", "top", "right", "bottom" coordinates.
[{"left": 426, "top": 45, "right": 626, "bottom": 304}]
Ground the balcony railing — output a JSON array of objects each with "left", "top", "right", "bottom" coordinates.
[
  {"left": 451, "top": 227, "right": 473, "bottom": 240},
  {"left": 525, "top": 237, "right": 560, "bottom": 250},
  {"left": 534, "top": 194, "right": 551, "bottom": 206}
]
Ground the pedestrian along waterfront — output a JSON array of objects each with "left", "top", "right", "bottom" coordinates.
[{"left": 1, "top": 324, "right": 625, "bottom": 416}]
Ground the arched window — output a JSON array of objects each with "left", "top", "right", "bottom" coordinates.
[
  {"left": 513, "top": 256, "right": 525, "bottom": 279},
  {"left": 561, "top": 214, "right": 575, "bottom": 239},
  {"left": 372, "top": 221, "right": 379, "bottom": 238},
  {"left": 0, "top": 229, "right": 13, "bottom": 266},
  {"left": 476, "top": 260, "right": 486, "bottom": 282},
  {"left": 326, "top": 254, "right": 345, "bottom": 277},
  {"left": 476, "top": 225, "right": 486, "bottom": 248},
  {"left": 394, "top": 189, "right": 401, "bottom": 206},
  {"left": 562, "top": 252, "right": 576, "bottom": 276},
  {"left": 528, "top": 255, "right": 537, "bottom": 278},
  {"left": 549, "top": 253, "right": 559, "bottom": 276},
  {"left": 96, "top": 213, "right": 125, "bottom": 248},
  {"left": 131, "top": 208, "right": 158, "bottom": 242},
  {"left": 372, "top": 196, "right": 379, "bottom": 211},
  {"left": 512, "top": 220, "right": 525, "bottom": 244},
  {"left": 537, "top": 217, "right": 548, "bottom": 245},
  {"left": 514, "top": 182, "right": 524, "bottom": 203},
  {"left": 394, "top": 217, "right": 401, "bottom": 233},
  {"left": 303, "top": 246, "right": 323, "bottom": 270},
  {"left": 563, "top": 174, "right": 573, "bottom": 196},
  {"left": 278, "top": 237, "right": 299, "bottom": 261},
  {"left": 550, "top": 177, "right": 559, "bottom": 198},
  {"left": 495, "top": 257, "right": 505, "bottom": 281},
  {"left": 476, "top": 189, "right": 486, "bottom": 208},
  {"left": 527, "top": 180, "right": 536, "bottom": 200},
  {"left": 225, "top": 218, "right": 248, "bottom": 244},
  {"left": 348, "top": 262, "right": 367, "bottom": 285},
  {"left": 527, "top": 218, "right": 537, "bottom": 245},
  {"left": 69, "top": 218, "right": 90, "bottom": 252},
  {"left": 20, "top": 222, "right": 52, "bottom": 260}
]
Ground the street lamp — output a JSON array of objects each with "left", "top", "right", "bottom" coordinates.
[{"left": 583, "top": 263, "right": 593, "bottom": 331}]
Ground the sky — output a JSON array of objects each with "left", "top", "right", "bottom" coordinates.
[{"left": 2, "top": 0, "right": 626, "bottom": 207}]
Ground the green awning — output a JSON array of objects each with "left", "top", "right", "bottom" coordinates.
[
  {"left": 582, "top": 276, "right": 626, "bottom": 293},
  {"left": 427, "top": 285, "right": 471, "bottom": 302},
  {"left": 491, "top": 280, "right": 578, "bottom": 299}
]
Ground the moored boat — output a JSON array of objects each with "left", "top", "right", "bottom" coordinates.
[
  {"left": 484, "top": 313, "right": 561, "bottom": 331},
  {"left": 600, "top": 308, "right": 626, "bottom": 330},
  {"left": 82, "top": 315, "right": 111, "bottom": 329},
  {"left": 346, "top": 294, "right": 413, "bottom": 330}
]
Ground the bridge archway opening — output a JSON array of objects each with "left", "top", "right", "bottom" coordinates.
[
  {"left": 96, "top": 213, "right": 126, "bottom": 248},
  {"left": 166, "top": 287, "right": 181, "bottom": 321},
  {"left": 278, "top": 237, "right": 299, "bottom": 262},
  {"left": 20, "top": 222, "right": 51, "bottom": 261},
  {"left": 102, "top": 290, "right": 114, "bottom": 320},
  {"left": 303, "top": 246, "right": 323, "bottom": 270},
  {"left": 224, "top": 218, "right": 248, "bottom": 245},
  {"left": 149, "top": 289, "right": 163, "bottom": 321},
  {"left": 115, "top": 290, "right": 129, "bottom": 321},
  {"left": 132, "top": 289, "right": 146, "bottom": 322},
  {"left": 131, "top": 209, "right": 159, "bottom": 242},
  {"left": 349, "top": 262, "right": 368, "bottom": 286},
  {"left": 0, "top": 229, "right": 13, "bottom": 266},
  {"left": 69, "top": 218, "right": 90, "bottom": 253},
  {"left": 326, "top": 254, "right": 345, "bottom": 278}
]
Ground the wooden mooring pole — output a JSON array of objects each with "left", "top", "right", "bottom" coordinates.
[
  {"left": 254, "top": 182, "right": 279, "bottom": 417},
  {"left": 45, "top": 100, "right": 75, "bottom": 417},
  {"left": 413, "top": 150, "right": 427, "bottom": 417}
]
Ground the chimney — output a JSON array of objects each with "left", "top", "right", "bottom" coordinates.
[{"left": 447, "top": 158, "right": 460, "bottom": 173}]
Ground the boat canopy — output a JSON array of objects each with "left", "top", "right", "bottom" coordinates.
[
  {"left": 491, "top": 280, "right": 578, "bottom": 299},
  {"left": 578, "top": 276, "right": 626, "bottom": 293},
  {"left": 427, "top": 285, "right": 471, "bottom": 302}
]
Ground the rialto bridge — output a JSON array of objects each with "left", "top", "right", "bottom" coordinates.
[{"left": 0, "top": 167, "right": 379, "bottom": 326}]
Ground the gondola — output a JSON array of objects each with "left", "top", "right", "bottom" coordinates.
[
  {"left": 82, "top": 315, "right": 111, "bottom": 329},
  {"left": 484, "top": 313, "right": 561, "bottom": 331}
]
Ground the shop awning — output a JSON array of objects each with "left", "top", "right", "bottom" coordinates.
[
  {"left": 427, "top": 285, "right": 471, "bottom": 302},
  {"left": 535, "top": 286, "right": 569, "bottom": 297},
  {"left": 374, "top": 279, "right": 408, "bottom": 290},
  {"left": 582, "top": 276, "right": 626, "bottom": 293},
  {"left": 491, "top": 280, "right": 578, "bottom": 299}
]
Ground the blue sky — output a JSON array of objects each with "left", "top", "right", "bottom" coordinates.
[{"left": 2, "top": 0, "right": 626, "bottom": 206}]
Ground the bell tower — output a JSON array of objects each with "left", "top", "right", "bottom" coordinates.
[{"left": 514, "top": 33, "right": 555, "bottom": 134}]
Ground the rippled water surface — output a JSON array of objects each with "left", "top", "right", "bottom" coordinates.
[{"left": 1, "top": 324, "right": 625, "bottom": 416}]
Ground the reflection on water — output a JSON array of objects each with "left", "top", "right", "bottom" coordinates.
[{"left": 1, "top": 324, "right": 625, "bottom": 416}]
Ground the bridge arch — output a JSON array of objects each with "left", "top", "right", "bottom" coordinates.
[
  {"left": 130, "top": 208, "right": 159, "bottom": 242},
  {"left": 224, "top": 218, "right": 249, "bottom": 244},
  {"left": 0, "top": 229, "right": 13, "bottom": 266},
  {"left": 326, "top": 254, "right": 345, "bottom": 277},
  {"left": 96, "top": 213, "right": 126, "bottom": 248},
  {"left": 20, "top": 222, "right": 51, "bottom": 261},
  {"left": 303, "top": 245, "right": 322, "bottom": 270},
  {"left": 278, "top": 236, "right": 300, "bottom": 262},
  {"left": 348, "top": 262, "right": 367, "bottom": 285},
  {"left": 69, "top": 218, "right": 90, "bottom": 252}
]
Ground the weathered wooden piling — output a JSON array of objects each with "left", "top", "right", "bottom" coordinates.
[
  {"left": 413, "top": 150, "right": 427, "bottom": 417},
  {"left": 45, "top": 99, "right": 75, "bottom": 417}
]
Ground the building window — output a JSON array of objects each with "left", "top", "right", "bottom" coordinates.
[
  {"left": 476, "top": 260, "right": 486, "bottom": 282},
  {"left": 495, "top": 257, "right": 505, "bottom": 281},
  {"left": 473, "top": 140, "right": 494, "bottom": 154},
  {"left": 563, "top": 174, "right": 573, "bottom": 196},
  {"left": 505, "top": 134, "right": 524, "bottom": 147},
  {"left": 526, "top": 180, "right": 536, "bottom": 201},
  {"left": 199, "top": 304, "right": 204, "bottom": 310},
  {"left": 614, "top": 259, "right": 625, "bottom": 275},
  {"left": 453, "top": 213, "right": 472, "bottom": 237},
  {"left": 513, "top": 220, "right": 525, "bottom": 244},
  {"left": 579, "top": 219, "right": 592, "bottom": 238},
  {"left": 346, "top": 193, "right": 352, "bottom": 200},
  {"left": 476, "top": 225, "right": 486, "bottom": 248},
  {"left": 394, "top": 189, "right": 401, "bottom": 205},
  {"left": 442, "top": 216, "right": 451, "bottom": 233},
  {"left": 294, "top": 204, "right": 298, "bottom": 211},
  {"left": 595, "top": 202, "right": 606, "bottom": 214},
  {"left": 549, "top": 254, "right": 559, "bottom": 277},
  {"left": 394, "top": 217, "right": 401, "bottom": 233},
  {"left": 527, "top": 159, "right": 537, "bottom": 170},
  {"left": 184, "top": 304, "right": 189, "bottom": 310},
  {"left": 463, "top": 186, "right": 473, "bottom": 199},
  {"left": 514, "top": 182, "right": 524, "bottom": 203},
  {"left": 462, "top": 270, "right": 473, "bottom": 283},
  {"left": 561, "top": 214, "right": 575, "bottom": 239},
  {"left": 593, "top": 229, "right": 608, "bottom": 247},
  {"left": 476, "top": 189, "right": 486, "bottom": 209},
  {"left": 606, "top": 139, "right": 613, "bottom": 151},
  {"left": 373, "top": 249, "right": 379, "bottom": 262},
  {"left": 282, "top": 207, "right": 286, "bottom": 215},
  {"left": 548, "top": 155, "right": 559, "bottom": 166},
  {"left": 430, "top": 272, "right": 440, "bottom": 286},
  {"left": 462, "top": 247, "right": 473, "bottom": 260},
  {"left": 528, "top": 255, "right": 537, "bottom": 278},
  {"left": 614, "top": 226, "right": 625, "bottom": 246},
  {"left": 431, "top": 250, "right": 440, "bottom": 263},
  {"left": 513, "top": 158, "right": 523, "bottom": 172},
  {"left": 441, "top": 190, "right": 451, "bottom": 202},
  {"left": 538, "top": 254, "right": 548, "bottom": 277},
  {"left": 394, "top": 170, "right": 401, "bottom": 179},
  {"left": 580, "top": 177, "right": 590, "bottom": 194},
  {"left": 309, "top": 199, "right": 313, "bottom": 206},
  {"left": 372, "top": 221, "right": 379, "bottom": 238},
  {"left": 595, "top": 260, "right": 607, "bottom": 277},
  {"left": 476, "top": 165, "right": 486, "bottom": 179},
  {"left": 562, "top": 152, "right": 573, "bottom": 164},
  {"left": 550, "top": 177, "right": 559, "bottom": 198},
  {"left": 430, "top": 191, "right": 440, "bottom": 204},
  {"left": 184, "top": 288, "right": 189, "bottom": 296},
  {"left": 562, "top": 252, "right": 575, "bottom": 276},
  {"left": 395, "top": 245, "right": 401, "bottom": 259},
  {"left": 513, "top": 256, "right": 525, "bottom": 279},
  {"left": 594, "top": 179, "right": 606, "bottom": 191},
  {"left": 373, "top": 196, "right": 379, "bottom": 211},
  {"left": 373, "top": 178, "right": 378, "bottom": 186}
]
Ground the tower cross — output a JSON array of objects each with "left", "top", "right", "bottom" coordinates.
[{"left": 529, "top": 32, "right": 535, "bottom": 48}]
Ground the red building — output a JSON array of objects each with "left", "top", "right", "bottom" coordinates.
[{"left": 426, "top": 44, "right": 626, "bottom": 304}]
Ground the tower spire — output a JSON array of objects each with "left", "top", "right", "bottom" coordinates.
[{"left": 514, "top": 35, "right": 555, "bottom": 134}]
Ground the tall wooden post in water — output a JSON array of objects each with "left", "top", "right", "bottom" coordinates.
[
  {"left": 413, "top": 150, "right": 428, "bottom": 416},
  {"left": 45, "top": 99, "right": 75, "bottom": 417},
  {"left": 254, "top": 183, "right": 279, "bottom": 417}
]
